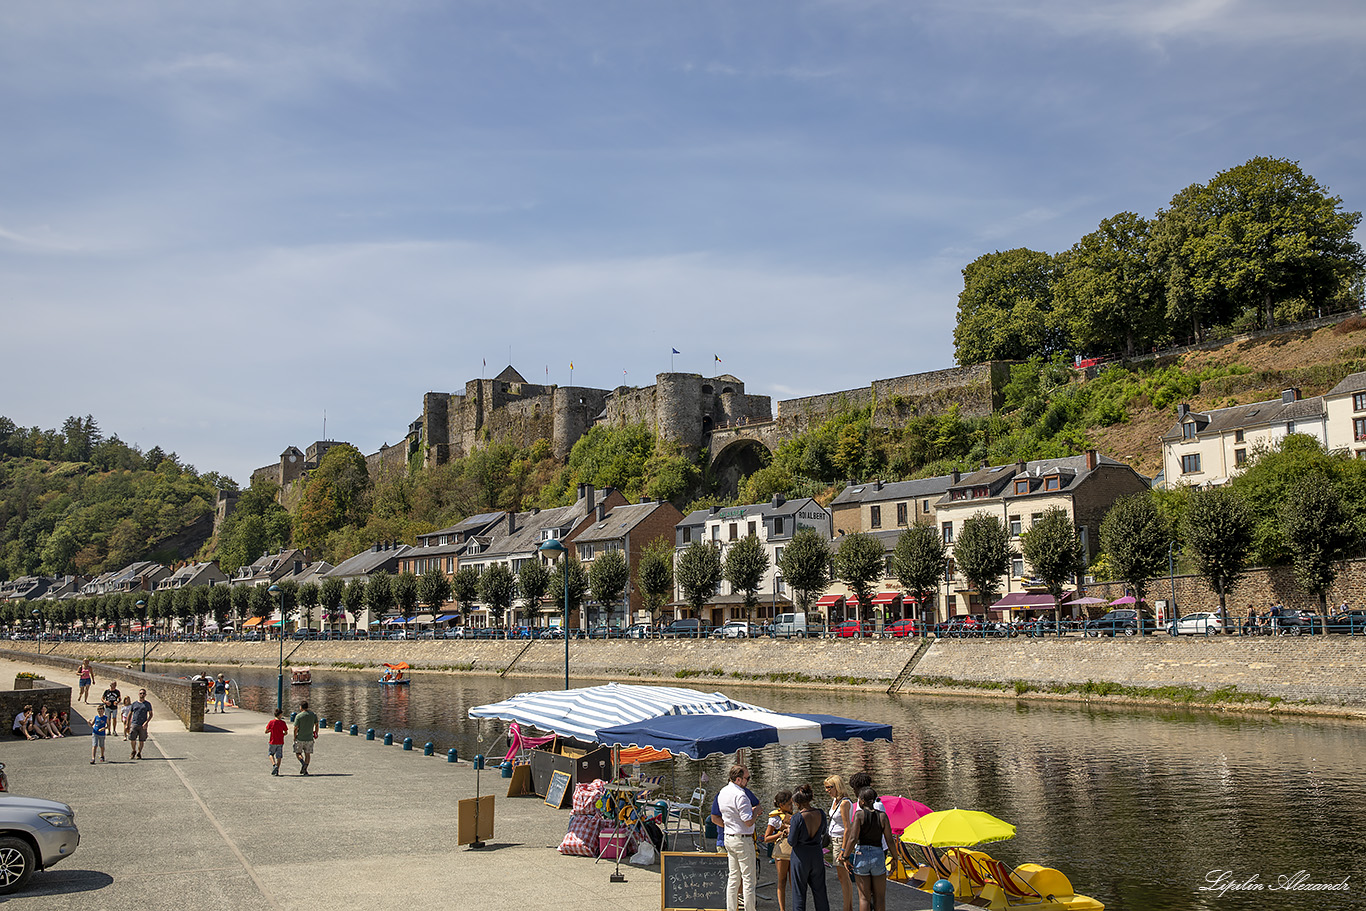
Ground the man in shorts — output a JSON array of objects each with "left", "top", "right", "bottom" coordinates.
[
  {"left": 102, "top": 681, "right": 122, "bottom": 737},
  {"left": 265, "top": 709, "right": 288, "bottom": 776},
  {"left": 293, "top": 701, "right": 319, "bottom": 776},
  {"left": 213, "top": 675, "right": 228, "bottom": 713},
  {"left": 127, "top": 688, "right": 153, "bottom": 760},
  {"left": 90, "top": 705, "right": 108, "bottom": 763}
]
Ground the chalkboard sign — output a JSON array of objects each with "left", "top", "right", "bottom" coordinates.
[
  {"left": 545, "top": 770, "right": 572, "bottom": 809},
  {"left": 661, "top": 851, "right": 728, "bottom": 911}
]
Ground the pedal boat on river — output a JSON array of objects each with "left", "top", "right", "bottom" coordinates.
[
  {"left": 379, "top": 662, "right": 410, "bottom": 686},
  {"left": 290, "top": 667, "right": 312, "bottom": 685},
  {"left": 907, "top": 845, "right": 1104, "bottom": 910}
]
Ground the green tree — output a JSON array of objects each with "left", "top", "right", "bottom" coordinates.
[
  {"left": 320, "top": 576, "right": 345, "bottom": 630},
  {"left": 516, "top": 558, "right": 551, "bottom": 628},
  {"left": 276, "top": 580, "right": 299, "bottom": 630},
  {"left": 298, "top": 581, "right": 320, "bottom": 631},
  {"left": 563, "top": 557, "right": 590, "bottom": 627},
  {"left": 833, "top": 532, "right": 884, "bottom": 627},
  {"left": 418, "top": 568, "right": 452, "bottom": 614},
  {"left": 778, "top": 529, "right": 832, "bottom": 616},
  {"left": 1183, "top": 486, "right": 1254, "bottom": 628},
  {"left": 1055, "top": 212, "right": 1164, "bottom": 357},
  {"left": 1280, "top": 474, "right": 1359, "bottom": 613},
  {"left": 953, "top": 248, "right": 1067, "bottom": 365},
  {"left": 294, "top": 444, "right": 371, "bottom": 555},
  {"left": 954, "top": 514, "right": 1012, "bottom": 610},
  {"left": 249, "top": 584, "right": 274, "bottom": 623},
  {"left": 892, "top": 524, "right": 946, "bottom": 624},
  {"left": 230, "top": 585, "right": 252, "bottom": 629},
  {"left": 675, "top": 541, "right": 723, "bottom": 619},
  {"left": 1100, "top": 494, "right": 1170, "bottom": 612},
  {"left": 1019, "top": 507, "right": 1086, "bottom": 627},
  {"left": 393, "top": 571, "right": 420, "bottom": 618},
  {"left": 589, "top": 549, "right": 631, "bottom": 626},
  {"left": 342, "top": 578, "right": 366, "bottom": 630},
  {"left": 637, "top": 536, "right": 675, "bottom": 625},
  {"left": 450, "top": 567, "right": 480, "bottom": 625},
  {"left": 478, "top": 563, "right": 516, "bottom": 629},
  {"left": 723, "top": 534, "right": 770, "bottom": 623},
  {"left": 365, "top": 571, "right": 394, "bottom": 621},
  {"left": 209, "top": 584, "right": 232, "bottom": 629}
]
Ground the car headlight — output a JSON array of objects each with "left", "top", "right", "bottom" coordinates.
[{"left": 39, "top": 812, "right": 75, "bottom": 828}]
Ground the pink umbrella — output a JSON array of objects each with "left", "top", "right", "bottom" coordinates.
[
  {"left": 1108, "top": 595, "right": 1137, "bottom": 605},
  {"left": 880, "top": 795, "right": 934, "bottom": 835}
]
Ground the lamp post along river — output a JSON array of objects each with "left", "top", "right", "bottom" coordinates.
[{"left": 539, "top": 539, "right": 570, "bottom": 690}]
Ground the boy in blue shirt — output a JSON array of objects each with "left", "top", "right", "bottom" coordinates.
[{"left": 90, "top": 705, "right": 108, "bottom": 764}]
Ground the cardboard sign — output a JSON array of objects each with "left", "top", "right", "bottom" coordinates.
[{"left": 456, "top": 795, "right": 494, "bottom": 845}]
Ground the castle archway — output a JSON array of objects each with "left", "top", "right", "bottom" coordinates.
[{"left": 710, "top": 438, "right": 771, "bottom": 499}]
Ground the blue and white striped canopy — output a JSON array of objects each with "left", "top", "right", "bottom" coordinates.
[
  {"left": 596, "top": 710, "right": 894, "bottom": 760},
  {"left": 467, "top": 683, "right": 761, "bottom": 743}
]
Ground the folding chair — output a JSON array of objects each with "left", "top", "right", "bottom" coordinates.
[{"left": 662, "top": 786, "right": 707, "bottom": 850}]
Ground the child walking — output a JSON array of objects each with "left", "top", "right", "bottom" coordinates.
[{"left": 90, "top": 705, "right": 108, "bottom": 763}]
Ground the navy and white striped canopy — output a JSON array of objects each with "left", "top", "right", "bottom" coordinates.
[
  {"left": 596, "top": 710, "right": 894, "bottom": 760},
  {"left": 467, "top": 683, "right": 762, "bottom": 743}
]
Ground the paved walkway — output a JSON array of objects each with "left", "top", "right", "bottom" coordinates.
[{"left": 0, "top": 656, "right": 939, "bottom": 911}]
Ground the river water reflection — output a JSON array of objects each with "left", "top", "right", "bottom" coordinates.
[{"left": 196, "top": 666, "right": 1365, "bottom": 911}]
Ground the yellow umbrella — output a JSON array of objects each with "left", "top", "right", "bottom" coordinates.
[{"left": 899, "top": 808, "right": 1016, "bottom": 848}]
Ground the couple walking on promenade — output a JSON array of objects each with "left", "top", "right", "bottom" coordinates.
[{"left": 265, "top": 701, "right": 318, "bottom": 776}]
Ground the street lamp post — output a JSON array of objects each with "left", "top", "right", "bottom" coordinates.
[
  {"left": 539, "top": 540, "right": 570, "bottom": 690},
  {"left": 136, "top": 599, "right": 147, "bottom": 670},
  {"left": 31, "top": 609, "right": 40, "bottom": 654},
  {"left": 772, "top": 573, "right": 782, "bottom": 626},
  {"left": 269, "top": 584, "right": 284, "bottom": 712}
]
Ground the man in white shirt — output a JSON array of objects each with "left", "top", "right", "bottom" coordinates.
[{"left": 718, "top": 764, "right": 756, "bottom": 911}]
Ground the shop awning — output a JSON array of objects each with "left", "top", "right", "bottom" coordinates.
[
  {"left": 815, "top": 594, "right": 846, "bottom": 609},
  {"left": 268, "top": 619, "right": 283, "bottom": 627},
  {"left": 870, "top": 592, "right": 902, "bottom": 606},
  {"left": 412, "top": 613, "right": 434, "bottom": 625},
  {"left": 989, "top": 591, "right": 1077, "bottom": 610},
  {"left": 243, "top": 617, "right": 264, "bottom": 627},
  {"left": 434, "top": 614, "right": 458, "bottom": 623}
]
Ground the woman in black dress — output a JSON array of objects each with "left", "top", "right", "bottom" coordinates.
[{"left": 787, "top": 784, "right": 830, "bottom": 911}]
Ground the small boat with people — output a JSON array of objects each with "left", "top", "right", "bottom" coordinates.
[
  {"left": 379, "top": 662, "right": 410, "bottom": 686},
  {"left": 290, "top": 667, "right": 312, "bottom": 685}
]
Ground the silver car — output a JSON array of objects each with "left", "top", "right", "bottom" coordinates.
[
  {"left": 0, "top": 791, "right": 80, "bottom": 894},
  {"left": 1167, "top": 611, "right": 1224, "bottom": 636}
]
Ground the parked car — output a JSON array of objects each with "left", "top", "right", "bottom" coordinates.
[
  {"left": 1084, "top": 609, "right": 1153, "bottom": 637},
  {"left": 0, "top": 791, "right": 80, "bottom": 894},
  {"left": 623, "top": 623, "right": 652, "bottom": 639},
  {"left": 1324, "top": 610, "right": 1366, "bottom": 634},
  {"left": 588, "top": 625, "right": 625, "bottom": 639},
  {"left": 771, "top": 612, "right": 820, "bottom": 638},
  {"left": 833, "top": 621, "right": 875, "bottom": 638},
  {"left": 662, "top": 619, "right": 704, "bottom": 638},
  {"left": 714, "top": 620, "right": 753, "bottom": 639},
  {"left": 881, "top": 619, "right": 922, "bottom": 638},
  {"left": 1167, "top": 612, "right": 1224, "bottom": 636},
  {"left": 1275, "top": 609, "right": 1323, "bottom": 635}
]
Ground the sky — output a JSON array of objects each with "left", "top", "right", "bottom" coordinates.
[{"left": 2, "top": 0, "right": 1364, "bottom": 485}]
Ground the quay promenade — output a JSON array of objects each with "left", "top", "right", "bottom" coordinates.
[{"left": 0, "top": 655, "right": 940, "bottom": 911}]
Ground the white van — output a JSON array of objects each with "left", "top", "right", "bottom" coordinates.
[{"left": 772, "top": 612, "right": 812, "bottom": 638}]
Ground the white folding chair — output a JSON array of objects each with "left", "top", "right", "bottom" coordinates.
[{"left": 663, "top": 786, "right": 707, "bottom": 850}]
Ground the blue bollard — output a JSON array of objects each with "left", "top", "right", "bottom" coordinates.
[
  {"left": 349, "top": 724, "right": 358, "bottom": 736},
  {"left": 383, "top": 732, "right": 394, "bottom": 746},
  {"left": 319, "top": 717, "right": 327, "bottom": 728},
  {"left": 500, "top": 760, "right": 512, "bottom": 778},
  {"left": 424, "top": 742, "right": 434, "bottom": 756},
  {"left": 335, "top": 721, "right": 342, "bottom": 732},
  {"left": 932, "top": 879, "right": 955, "bottom": 911},
  {"left": 290, "top": 711, "right": 297, "bottom": 723},
  {"left": 473, "top": 753, "right": 485, "bottom": 770},
  {"left": 446, "top": 748, "right": 458, "bottom": 763},
  {"left": 402, "top": 737, "right": 413, "bottom": 751},
  {"left": 366, "top": 728, "right": 375, "bottom": 741}
]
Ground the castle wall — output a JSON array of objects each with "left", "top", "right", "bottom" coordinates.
[
  {"left": 365, "top": 441, "right": 409, "bottom": 481},
  {"left": 553, "top": 386, "right": 611, "bottom": 460}
]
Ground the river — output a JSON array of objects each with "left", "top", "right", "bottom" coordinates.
[{"left": 185, "top": 665, "right": 1366, "bottom": 911}]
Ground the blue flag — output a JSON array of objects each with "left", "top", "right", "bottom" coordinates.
[{"left": 672, "top": 348, "right": 680, "bottom": 355}]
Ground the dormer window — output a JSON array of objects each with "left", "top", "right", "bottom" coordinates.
[
  {"left": 951, "top": 489, "right": 968, "bottom": 501},
  {"left": 1182, "top": 422, "right": 1195, "bottom": 440},
  {"left": 1013, "top": 479, "right": 1029, "bottom": 495},
  {"left": 1044, "top": 476, "right": 1061, "bottom": 492},
  {"left": 972, "top": 486, "right": 989, "bottom": 498}
]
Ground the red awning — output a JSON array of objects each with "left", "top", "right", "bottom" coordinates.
[
  {"left": 870, "top": 592, "right": 902, "bottom": 606},
  {"left": 815, "top": 594, "right": 846, "bottom": 608},
  {"left": 989, "top": 591, "right": 1077, "bottom": 610}
]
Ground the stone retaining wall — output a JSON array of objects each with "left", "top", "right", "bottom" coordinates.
[
  {"left": 913, "top": 637, "right": 1366, "bottom": 705},
  {"left": 0, "top": 649, "right": 208, "bottom": 731},
  {"left": 33, "top": 636, "right": 1366, "bottom": 705}
]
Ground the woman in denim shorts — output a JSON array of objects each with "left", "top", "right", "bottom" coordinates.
[{"left": 840, "top": 787, "right": 895, "bottom": 911}]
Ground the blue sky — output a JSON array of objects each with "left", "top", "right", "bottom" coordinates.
[{"left": 2, "top": 0, "right": 1363, "bottom": 485}]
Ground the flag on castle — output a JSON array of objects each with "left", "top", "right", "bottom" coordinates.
[
  {"left": 714, "top": 354, "right": 722, "bottom": 364},
  {"left": 672, "top": 348, "right": 680, "bottom": 355}
]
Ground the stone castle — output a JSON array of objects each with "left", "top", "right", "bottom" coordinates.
[{"left": 251, "top": 362, "right": 1011, "bottom": 497}]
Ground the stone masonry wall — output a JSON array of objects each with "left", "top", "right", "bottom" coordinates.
[
  {"left": 1, "top": 677, "right": 71, "bottom": 731},
  {"left": 0, "top": 649, "right": 207, "bottom": 731},
  {"left": 1080, "top": 556, "right": 1366, "bottom": 616}
]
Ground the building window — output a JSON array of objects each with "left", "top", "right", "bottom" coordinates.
[
  {"left": 870, "top": 505, "right": 882, "bottom": 529},
  {"left": 1234, "top": 448, "right": 1247, "bottom": 467},
  {"left": 942, "top": 522, "right": 953, "bottom": 544},
  {"left": 728, "top": 523, "right": 738, "bottom": 541},
  {"left": 773, "top": 517, "right": 784, "bottom": 535},
  {"left": 1182, "top": 422, "right": 1195, "bottom": 440},
  {"left": 1355, "top": 392, "right": 1366, "bottom": 412},
  {"left": 884, "top": 555, "right": 895, "bottom": 575},
  {"left": 711, "top": 526, "right": 719, "bottom": 541},
  {"left": 747, "top": 521, "right": 756, "bottom": 537},
  {"left": 951, "top": 489, "right": 968, "bottom": 500},
  {"left": 922, "top": 499, "right": 930, "bottom": 514},
  {"left": 1012, "top": 558, "right": 1024, "bottom": 578},
  {"left": 774, "top": 546, "right": 783, "bottom": 565},
  {"left": 1286, "top": 421, "right": 1295, "bottom": 434},
  {"left": 972, "top": 486, "right": 989, "bottom": 498},
  {"left": 1234, "top": 429, "right": 1245, "bottom": 443},
  {"left": 578, "top": 544, "right": 593, "bottom": 560},
  {"left": 1078, "top": 525, "right": 1088, "bottom": 556},
  {"left": 1355, "top": 417, "right": 1366, "bottom": 441},
  {"left": 896, "top": 502, "right": 908, "bottom": 525},
  {"left": 1044, "top": 476, "right": 1061, "bottom": 491},
  {"left": 1181, "top": 453, "right": 1201, "bottom": 474},
  {"left": 1014, "top": 479, "right": 1029, "bottom": 495},
  {"left": 682, "top": 527, "right": 692, "bottom": 544},
  {"left": 1009, "top": 515, "right": 1021, "bottom": 537}
]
